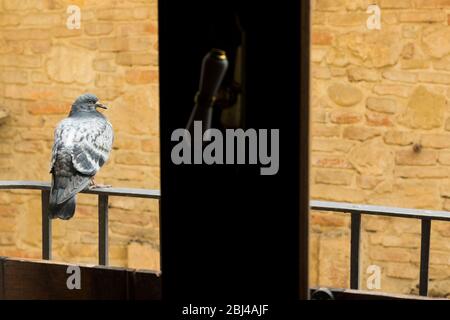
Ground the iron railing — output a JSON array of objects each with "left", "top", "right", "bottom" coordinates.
[
  {"left": 310, "top": 200, "right": 450, "bottom": 296},
  {"left": 0, "top": 181, "right": 161, "bottom": 266},
  {"left": 0, "top": 181, "right": 446, "bottom": 297}
]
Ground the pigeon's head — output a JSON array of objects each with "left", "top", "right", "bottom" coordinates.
[{"left": 70, "top": 93, "right": 108, "bottom": 115}]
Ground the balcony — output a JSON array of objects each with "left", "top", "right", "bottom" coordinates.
[
  {"left": 310, "top": 200, "right": 450, "bottom": 300},
  {"left": 0, "top": 181, "right": 448, "bottom": 299},
  {"left": 0, "top": 180, "right": 161, "bottom": 300}
]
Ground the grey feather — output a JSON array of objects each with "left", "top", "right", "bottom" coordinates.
[{"left": 49, "top": 93, "right": 113, "bottom": 220}]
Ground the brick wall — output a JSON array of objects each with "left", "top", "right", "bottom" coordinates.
[
  {"left": 311, "top": 0, "right": 450, "bottom": 297},
  {"left": 0, "top": 0, "right": 160, "bottom": 270}
]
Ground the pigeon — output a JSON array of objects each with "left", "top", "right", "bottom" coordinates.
[{"left": 49, "top": 93, "right": 114, "bottom": 220}]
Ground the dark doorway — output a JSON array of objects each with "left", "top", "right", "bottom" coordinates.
[{"left": 158, "top": 0, "right": 309, "bottom": 300}]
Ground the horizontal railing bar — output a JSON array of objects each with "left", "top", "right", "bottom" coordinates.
[
  {"left": 0, "top": 181, "right": 160, "bottom": 199},
  {"left": 311, "top": 200, "right": 450, "bottom": 222},
  {"left": 0, "top": 181, "right": 50, "bottom": 190},
  {"left": 83, "top": 187, "right": 160, "bottom": 199}
]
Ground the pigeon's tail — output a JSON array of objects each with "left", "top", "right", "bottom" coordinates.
[
  {"left": 48, "top": 172, "right": 91, "bottom": 220},
  {"left": 49, "top": 195, "right": 76, "bottom": 220}
]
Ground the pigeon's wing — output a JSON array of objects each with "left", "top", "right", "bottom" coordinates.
[
  {"left": 71, "top": 118, "right": 114, "bottom": 176},
  {"left": 50, "top": 153, "right": 91, "bottom": 206},
  {"left": 50, "top": 123, "right": 63, "bottom": 173},
  {"left": 50, "top": 118, "right": 93, "bottom": 205}
]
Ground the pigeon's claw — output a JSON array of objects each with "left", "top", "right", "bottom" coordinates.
[
  {"left": 89, "top": 184, "right": 112, "bottom": 189},
  {"left": 89, "top": 177, "right": 112, "bottom": 189}
]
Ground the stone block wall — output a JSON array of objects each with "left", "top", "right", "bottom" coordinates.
[
  {"left": 311, "top": 0, "right": 450, "bottom": 297},
  {"left": 0, "top": 0, "right": 160, "bottom": 270},
  {"left": 2, "top": 0, "right": 450, "bottom": 297}
]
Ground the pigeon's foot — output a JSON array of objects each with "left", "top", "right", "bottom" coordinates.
[
  {"left": 89, "top": 184, "right": 112, "bottom": 189},
  {"left": 89, "top": 178, "right": 112, "bottom": 189}
]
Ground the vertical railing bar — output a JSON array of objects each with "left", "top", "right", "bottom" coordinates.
[
  {"left": 158, "top": 198, "right": 162, "bottom": 273},
  {"left": 98, "top": 194, "right": 109, "bottom": 266},
  {"left": 419, "top": 219, "right": 431, "bottom": 296},
  {"left": 41, "top": 190, "right": 52, "bottom": 260},
  {"left": 350, "top": 211, "right": 361, "bottom": 290}
]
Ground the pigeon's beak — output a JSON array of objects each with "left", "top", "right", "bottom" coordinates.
[{"left": 95, "top": 103, "right": 108, "bottom": 110}]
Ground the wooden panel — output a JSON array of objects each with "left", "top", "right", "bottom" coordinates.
[
  {"left": 0, "top": 257, "right": 4, "bottom": 299},
  {"left": 128, "top": 269, "right": 162, "bottom": 300},
  {"left": 310, "top": 287, "right": 447, "bottom": 300},
  {"left": 0, "top": 257, "right": 161, "bottom": 300}
]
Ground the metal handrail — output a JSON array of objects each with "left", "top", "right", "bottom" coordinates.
[
  {"left": 0, "top": 181, "right": 446, "bottom": 297},
  {"left": 310, "top": 200, "right": 450, "bottom": 297},
  {"left": 0, "top": 181, "right": 161, "bottom": 266}
]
